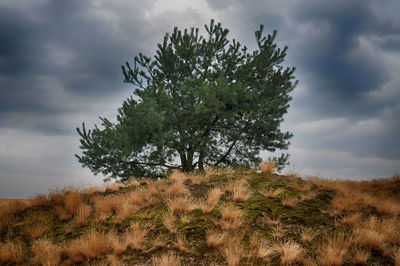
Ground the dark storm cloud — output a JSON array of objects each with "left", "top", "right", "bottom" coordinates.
[
  {"left": 291, "top": 0, "right": 399, "bottom": 116},
  {"left": 0, "top": 0, "right": 155, "bottom": 133}
]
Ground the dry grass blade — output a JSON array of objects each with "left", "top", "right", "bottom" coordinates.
[
  {"left": 340, "top": 212, "right": 361, "bottom": 226},
  {"left": 0, "top": 240, "right": 24, "bottom": 264},
  {"left": 393, "top": 247, "right": 400, "bottom": 266},
  {"left": 257, "top": 241, "right": 275, "bottom": 261},
  {"left": 300, "top": 227, "right": 318, "bottom": 243},
  {"left": 75, "top": 204, "right": 91, "bottom": 227},
  {"left": 65, "top": 190, "right": 82, "bottom": 215},
  {"left": 167, "top": 196, "right": 197, "bottom": 215},
  {"left": 300, "top": 191, "right": 318, "bottom": 201},
  {"left": 207, "top": 187, "right": 224, "bottom": 206},
  {"left": 259, "top": 188, "right": 283, "bottom": 198},
  {"left": 206, "top": 229, "right": 227, "bottom": 249},
  {"left": 166, "top": 181, "right": 190, "bottom": 197},
  {"left": 353, "top": 249, "right": 370, "bottom": 265},
  {"left": 152, "top": 252, "right": 181, "bottom": 266},
  {"left": 32, "top": 238, "right": 61, "bottom": 266},
  {"left": 231, "top": 181, "right": 252, "bottom": 202},
  {"left": 162, "top": 211, "right": 178, "bottom": 234},
  {"left": 276, "top": 240, "right": 304, "bottom": 264},
  {"left": 318, "top": 232, "right": 351, "bottom": 266},
  {"left": 174, "top": 234, "right": 189, "bottom": 253},
  {"left": 168, "top": 170, "right": 187, "bottom": 183},
  {"left": 260, "top": 160, "right": 276, "bottom": 173},
  {"left": 217, "top": 205, "right": 243, "bottom": 230},
  {"left": 281, "top": 196, "right": 299, "bottom": 207},
  {"left": 221, "top": 233, "right": 244, "bottom": 266}
]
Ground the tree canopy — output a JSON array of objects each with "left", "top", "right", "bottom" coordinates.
[{"left": 76, "top": 20, "right": 297, "bottom": 180}]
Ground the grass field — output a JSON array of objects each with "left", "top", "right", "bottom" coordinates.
[{"left": 1, "top": 166, "right": 399, "bottom": 265}]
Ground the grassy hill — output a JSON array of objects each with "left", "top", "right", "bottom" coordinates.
[{"left": 1, "top": 166, "right": 400, "bottom": 265}]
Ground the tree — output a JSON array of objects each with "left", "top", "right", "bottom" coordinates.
[{"left": 76, "top": 20, "right": 297, "bottom": 181}]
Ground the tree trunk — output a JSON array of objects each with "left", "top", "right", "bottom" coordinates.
[
  {"left": 185, "top": 149, "right": 194, "bottom": 172},
  {"left": 198, "top": 150, "right": 204, "bottom": 171}
]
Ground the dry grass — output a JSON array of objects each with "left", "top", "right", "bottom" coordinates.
[
  {"left": 166, "top": 181, "right": 190, "bottom": 197},
  {"left": 221, "top": 233, "right": 244, "bottom": 266},
  {"left": 260, "top": 160, "right": 276, "bottom": 173},
  {"left": 353, "top": 249, "right": 370, "bottom": 265},
  {"left": 162, "top": 211, "right": 178, "bottom": 234},
  {"left": 352, "top": 217, "right": 386, "bottom": 251},
  {"left": 393, "top": 247, "right": 400, "bottom": 266},
  {"left": 152, "top": 235, "right": 168, "bottom": 249},
  {"left": 75, "top": 204, "right": 91, "bottom": 227},
  {"left": 62, "top": 231, "right": 113, "bottom": 263},
  {"left": 217, "top": 205, "right": 243, "bottom": 230},
  {"left": 168, "top": 170, "right": 187, "bottom": 183},
  {"left": 340, "top": 212, "right": 362, "bottom": 226},
  {"left": 271, "top": 224, "right": 287, "bottom": 239},
  {"left": 55, "top": 206, "right": 72, "bottom": 221},
  {"left": 65, "top": 190, "right": 83, "bottom": 215},
  {"left": 0, "top": 240, "right": 24, "bottom": 264},
  {"left": 206, "top": 229, "right": 227, "bottom": 249},
  {"left": 187, "top": 173, "right": 205, "bottom": 185},
  {"left": 276, "top": 240, "right": 304, "bottom": 264},
  {"left": 152, "top": 252, "right": 181, "bottom": 266},
  {"left": 300, "top": 227, "right": 318, "bottom": 243},
  {"left": 230, "top": 180, "right": 252, "bottom": 202},
  {"left": 204, "top": 166, "right": 219, "bottom": 178},
  {"left": 22, "top": 212, "right": 51, "bottom": 240},
  {"left": 300, "top": 191, "right": 318, "bottom": 201},
  {"left": 92, "top": 194, "right": 119, "bottom": 215},
  {"left": 32, "top": 238, "right": 61, "bottom": 266},
  {"left": 31, "top": 194, "right": 48, "bottom": 207},
  {"left": 167, "top": 196, "right": 197, "bottom": 215},
  {"left": 114, "top": 202, "right": 139, "bottom": 225},
  {"left": 174, "top": 234, "right": 189, "bottom": 253},
  {"left": 180, "top": 214, "right": 193, "bottom": 224},
  {"left": 317, "top": 232, "right": 351, "bottom": 266},
  {"left": 200, "top": 187, "right": 224, "bottom": 214},
  {"left": 281, "top": 196, "right": 299, "bottom": 207},
  {"left": 124, "top": 222, "right": 149, "bottom": 251},
  {"left": 257, "top": 241, "right": 275, "bottom": 261},
  {"left": 374, "top": 199, "right": 400, "bottom": 216},
  {"left": 259, "top": 187, "right": 283, "bottom": 198}
]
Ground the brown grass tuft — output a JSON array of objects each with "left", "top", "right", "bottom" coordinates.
[
  {"left": 300, "top": 191, "right": 318, "bottom": 201},
  {"left": 0, "top": 240, "right": 24, "bottom": 264},
  {"left": 340, "top": 212, "right": 362, "bottom": 226},
  {"left": 31, "top": 194, "right": 48, "bottom": 207},
  {"left": 200, "top": 187, "right": 224, "bottom": 214},
  {"left": 124, "top": 222, "right": 149, "bottom": 251},
  {"left": 174, "top": 234, "right": 189, "bottom": 253},
  {"left": 260, "top": 160, "right": 276, "bottom": 173},
  {"left": 217, "top": 205, "right": 243, "bottom": 230},
  {"left": 353, "top": 249, "right": 370, "bottom": 265},
  {"left": 65, "top": 190, "right": 83, "bottom": 215},
  {"left": 62, "top": 230, "right": 113, "bottom": 262},
  {"left": 166, "top": 181, "right": 190, "bottom": 197},
  {"left": 230, "top": 180, "right": 252, "bottom": 202},
  {"left": 162, "top": 211, "right": 178, "bottom": 234},
  {"left": 221, "top": 233, "right": 244, "bottom": 266},
  {"left": 259, "top": 188, "right": 283, "bottom": 198},
  {"left": 167, "top": 196, "right": 197, "bottom": 215},
  {"left": 206, "top": 229, "right": 227, "bottom": 249},
  {"left": 32, "top": 238, "right": 61, "bottom": 266},
  {"left": 276, "top": 240, "right": 304, "bottom": 264},
  {"left": 393, "top": 247, "right": 400, "bottom": 266},
  {"left": 318, "top": 232, "right": 351, "bottom": 266},
  {"left": 281, "top": 196, "right": 299, "bottom": 208},
  {"left": 55, "top": 206, "right": 72, "bottom": 221},
  {"left": 22, "top": 212, "right": 51, "bottom": 240},
  {"left": 75, "top": 204, "right": 91, "bottom": 227},
  {"left": 300, "top": 227, "right": 318, "bottom": 243},
  {"left": 114, "top": 202, "right": 139, "bottom": 225},
  {"left": 168, "top": 170, "right": 187, "bottom": 183},
  {"left": 152, "top": 252, "right": 181, "bottom": 266}
]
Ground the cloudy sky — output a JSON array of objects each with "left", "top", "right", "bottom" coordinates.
[{"left": 1, "top": 0, "right": 399, "bottom": 198}]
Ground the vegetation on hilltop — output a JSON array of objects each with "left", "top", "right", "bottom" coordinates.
[{"left": 1, "top": 165, "right": 400, "bottom": 265}]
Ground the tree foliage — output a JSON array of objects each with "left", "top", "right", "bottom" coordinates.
[{"left": 76, "top": 20, "right": 297, "bottom": 180}]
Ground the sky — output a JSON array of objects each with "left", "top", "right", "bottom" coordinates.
[{"left": 0, "top": 0, "right": 399, "bottom": 198}]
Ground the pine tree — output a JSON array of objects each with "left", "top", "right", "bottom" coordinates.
[{"left": 76, "top": 20, "right": 297, "bottom": 180}]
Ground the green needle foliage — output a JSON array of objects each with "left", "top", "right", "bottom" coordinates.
[{"left": 76, "top": 20, "right": 297, "bottom": 180}]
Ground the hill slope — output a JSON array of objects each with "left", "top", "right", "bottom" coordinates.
[{"left": 1, "top": 168, "right": 400, "bottom": 265}]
